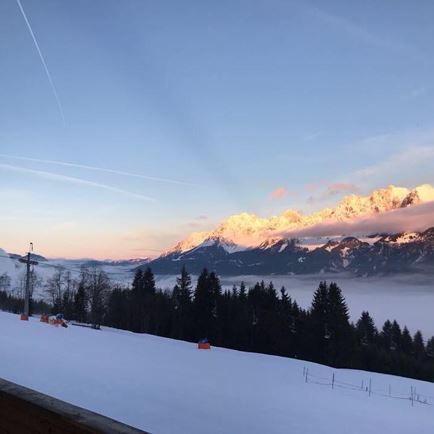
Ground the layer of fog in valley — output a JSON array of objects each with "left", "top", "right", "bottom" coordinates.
[{"left": 156, "top": 273, "right": 434, "bottom": 339}]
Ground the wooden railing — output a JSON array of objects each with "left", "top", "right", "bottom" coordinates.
[{"left": 0, "top": 377, "right": 150, "bottom": 434}]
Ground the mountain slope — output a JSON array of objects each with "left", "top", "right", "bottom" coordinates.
[
  {"left": 148, "top": 228, "right": 434, "bottom": 276},
  {"left": 0, "top": 311, "right": 433, "bottom": 434}
]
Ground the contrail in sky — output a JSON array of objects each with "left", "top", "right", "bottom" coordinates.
[
  {"left": 0, "top": 154, "right": 200, "bottom": 187},
  {"left": 15, "top": 0, "right": 66, "bottom": 126},
  {"left": 0, "top": 163, "right": 155, "bottom": 202}
]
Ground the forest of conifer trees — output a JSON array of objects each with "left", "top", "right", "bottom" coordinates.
[{"left": 1, "top": 266, "right": 433, "bottom": 382}]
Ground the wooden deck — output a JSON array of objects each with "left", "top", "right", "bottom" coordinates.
[{"left": 0, "top": 377, "right": 150, "bottom": 434}]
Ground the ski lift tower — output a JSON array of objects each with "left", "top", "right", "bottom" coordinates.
[{"left": 19, "top": 242, "right": 38, "bottom": 320}]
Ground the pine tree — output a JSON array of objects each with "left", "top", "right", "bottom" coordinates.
[
  {"left": 152, "top": 289, "right": 172, "bottom": 337},
  {"left": 248, "top": 280, "right": 284, "bottom": 355},
  {"left": 381, "top": 320, "right": 393, "bottom": 351},
  {"left": 142, "top": 267, "right": 156, "bottom": 332},
  {"left": 355, "top": 311, "right": 378, "bottom": 371},
  {"left": 356, "top": 311, "right": 377, "bottom": 346},
  {"left": 277, "top": 286, "right": 293, "bottom": 356},
  {"left": 311, "top": 281, "right": 328, "bottom": 323},
  {"left": 129, "top": 267, "right": 156, "bottom": 333},
  {"left": 308, "top": 281, "right": 330, "bottom": 363},
  {"left": 231, "top": 281, "right": 250, "bottom": 351},
  {"left": 193, "top": 269, "right": 220, "bottom": 342},
  {"left": 171, "top": 266, "right": 193, "bottom": 340},
  {"left": 130, "top": 269, "right": 144, "bottom": 332},
  {"left": 426, "top": 337, "right": 434, "bottom": 358},
  {"left": 143, "top": 267, "right": 156, "bottom": 295},
  {"left": 106, "top": 287, "right": 128, "bottom": 329},
  {"left": 216, "top": 289, "right": 234, "bottom": 347},
  {"left": 413, "top": 330, "right": 425, "bottom": 360},
  {"left": 239, "top": 281, "right": 247, "bottom": 300},
  {"left": 132, "top": 269, "right": 144, "bottom": 294},
  {"left": 176, "top": 266, "right": 192, "bottom": 305},
  {"left": 327, "top": 282, "right": 353, "bottom": 365},
  {"left": 391, "top": 320, "right": 402, "bottom": 351},
  {"left": 74, "top": 279, "right": 87, "bottom": 323},
  {"left": 401, "top": 326, "right": 413, "bottom": 355}
]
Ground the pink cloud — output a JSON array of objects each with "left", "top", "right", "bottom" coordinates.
[{"left": 270, "top": 187, "right": 292, "bottom": 200}]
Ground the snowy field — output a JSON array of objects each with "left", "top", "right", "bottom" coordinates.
[
  {"left": 1, "top": 311, "right": 434, "bottom": 434},
  {"left": 156, "top": 273, "right": 434, "bottom": 338}
]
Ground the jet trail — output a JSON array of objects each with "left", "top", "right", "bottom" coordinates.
[
  {"left": 0, "top": 154, "right": 201, "bottom": 187},
  {"left": 0, "top": 163, "right": 155, "bottom": 202},
  {"left": 15, "top": 0, "right": 66, "bottom": 126}
]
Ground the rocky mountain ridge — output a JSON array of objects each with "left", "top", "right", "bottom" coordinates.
[{"left": 164, "top": 184, "right": 434, "bottom": 256}]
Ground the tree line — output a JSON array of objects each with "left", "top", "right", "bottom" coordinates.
[
  {"left": 0, "top": 272, "right": 50, "bottom": 314},
  {"left": 1, "top": 266, "right": 434, "bottom": 382}
]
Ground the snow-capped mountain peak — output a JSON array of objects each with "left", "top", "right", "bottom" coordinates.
[
  {"left": 163, "top": 184, "right": 434, "bottom": 256},
  {"left": 401, "top": 184, "right": 434, "bottom": 207},
  {"left": 163, "top": 231, "right": 209, "bottom": 255}
]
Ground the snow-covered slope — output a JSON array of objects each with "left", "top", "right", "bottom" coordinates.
[
  {"left": 165, "top": 184, "right": 434, "bottom": 255},
  {"left": 0, "top": 311, "right": 433, "bottom": 434}
]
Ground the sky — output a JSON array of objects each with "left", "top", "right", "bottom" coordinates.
[{"left": 1, "top": 0, "right": 434, "bottom": 259}]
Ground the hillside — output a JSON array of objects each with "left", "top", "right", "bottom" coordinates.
[
  {"left": 0, "top": 250, "right": 147, "bottom": 295},
  {"left": 0, "top": 311, "right": 433, "bottom": 434}
]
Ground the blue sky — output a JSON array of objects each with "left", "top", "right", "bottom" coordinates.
[{"left": 1, "top": 0, "right": 434, "bottom": 258}]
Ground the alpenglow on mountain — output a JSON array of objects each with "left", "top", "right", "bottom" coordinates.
[{"left": 145, "top": 184, "right": 434, "bottom": 276}]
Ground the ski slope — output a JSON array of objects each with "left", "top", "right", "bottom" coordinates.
[{"left": 0, "top": 311, "right": 433, "bottom": 434}]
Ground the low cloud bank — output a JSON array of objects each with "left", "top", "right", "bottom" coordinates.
[{"left": 280, "top": 200, "right": 434, "bottom": 238}]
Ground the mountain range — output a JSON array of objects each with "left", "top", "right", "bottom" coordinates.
[{"left": 146, "top": 184, "right": 434, "bottom": 276}]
